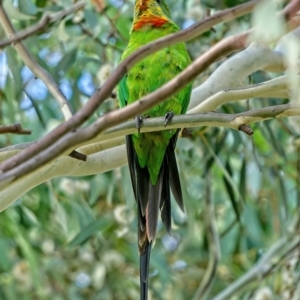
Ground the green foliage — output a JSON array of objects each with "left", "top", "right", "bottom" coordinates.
[{"left": 0, "top": 0, "right": 299, "bottom": 299}]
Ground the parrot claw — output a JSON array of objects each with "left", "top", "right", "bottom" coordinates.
[
  {"left": 136, "top": 115, "right": 143, "bottom": 134},
  {"left": 164, "top": 111, "right": 174, "bottom": 127}
]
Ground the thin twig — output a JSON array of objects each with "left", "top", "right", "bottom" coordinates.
[
  {"left": 0, "top": 124, "right": 31, "bottom": 135},
  {"left": 220, "top": 218, "right": 238, "bottom": 238},
  {"left": 211, "top": 235, "right": 300, "bottom": 300},
  {"left": 191, "top": 171, "right": 220, "bottom": 300},
  {"left": 0, "top": 1, "right": 85, "bottom": 48},
  {"left": 24, "top": 91, "right": 47, "bottom": 129},
  {"left": 0, "top": 1, "right": 75, "bottom": 120},
  {"left": 80, "top": 24, "right": 123, "bottom": 55},
  {"left": 68, "top": 150, "right": 87, "bottom": 161}
]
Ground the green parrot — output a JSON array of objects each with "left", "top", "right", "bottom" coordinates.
[{"left": 118, "top": 0, "right": 192, "bottom": 299}]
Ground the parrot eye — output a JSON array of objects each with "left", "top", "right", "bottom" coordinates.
[{"left": 156, "top": 0, "right": 161, "bottom": 4}]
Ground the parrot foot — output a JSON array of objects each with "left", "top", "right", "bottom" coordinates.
[
  {"left": 136, "top": 115, "right": 143, "bottom": 134},
  {"left": 164, "top": 111, "right": 174, "bottom": 127}
]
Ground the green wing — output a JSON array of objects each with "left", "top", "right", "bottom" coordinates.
[
  {"left": 181, "top": 84, "right": 192, "bottom": 114},
  {"left": 118, "top": 76, "right": 129, "bottom": 108}
]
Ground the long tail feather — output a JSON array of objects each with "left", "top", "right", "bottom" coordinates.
[
  {"left": 140, "top": 241, "right": 152, "bottom": 300},
  {"left": 126, "top": 134, "right": 184, "bottom": 300},
  {"left": 161, "top": 159, "right": 171, "bottom": 234},
  {"left": 166, "top": 140, "right": 184, "bottom": 212},
  {"left": 146, "top": 169, "right": 163, "bottom": 240}
]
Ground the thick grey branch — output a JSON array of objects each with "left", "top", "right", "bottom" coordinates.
[
  {"left": 0, "top": 102, "right": 300, "bottom": 209},
  {"left": 0, "top": 102, "right": 299, "bottom": 188}
]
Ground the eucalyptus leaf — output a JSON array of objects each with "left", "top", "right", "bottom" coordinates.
[
  {"left": 3, "top": 0, "right": 36, "bottom": 20},
  {"left": 18, "top": 0, "right": 37, "bottom": 16},
  {"left": 67, "top": 217, "right": 111, "bottom": 248}
]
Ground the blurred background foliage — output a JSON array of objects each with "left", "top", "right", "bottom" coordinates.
[{"left": 0, "top": 0, "right": 300, "bottom": 299}]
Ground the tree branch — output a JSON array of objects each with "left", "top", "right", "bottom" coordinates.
[
  {"left": 0, "top": 1, "right": 85, "bottom": 48},
  {"left": 211, "top": 234, "right": 300, "bottom": 300},
  {"left": 189, "top": 8, "right": 300, "bottom": 109},
  {"left": 0, "top": 0, "right": 298, "bottom": 209},
  {"left": 0, "top": 145, "right": 127, "bottom": 211},
  {"left": 189, "top": 75, "right": 297, "bottom": 114},
  {"left": 0, "top": 1, "right": 74, "bottom": 120},
  {"left": 0, "top": 57, "right": 297, "bottom": 187},
  {"left": 0, "top": 123, "right": 31, "bottom": 135},
  {"left": 1, "top": 102, "right": 300, "bottom": 206},
  {"left": 189, "top": 43, "right": 285, "bottom": 109},
  {"left": 0, "top": 0, "right": 259, "bottom": 176},
  {"left": 282, "top": 0, "right": 300, "bottom": 21}
]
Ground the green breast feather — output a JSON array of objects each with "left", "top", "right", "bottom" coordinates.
[{"left": 118, "top": 25, "right": 192, "bottom": 185}]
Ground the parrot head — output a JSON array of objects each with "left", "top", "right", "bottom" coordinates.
[
  {"left": 135, "top": 0, "right": 171, "bottom": 17},
  {"left": 133, "top": 0, "right": 172, "bottom": 30}
]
